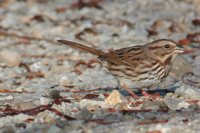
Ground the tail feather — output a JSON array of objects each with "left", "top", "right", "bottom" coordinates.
[{"left": 57, "top": 40, "right": 104, "bottom": 56}]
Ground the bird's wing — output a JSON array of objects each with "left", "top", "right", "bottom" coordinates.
[{"left": 98, "top": 45, "right": 145, "bottom": 66}]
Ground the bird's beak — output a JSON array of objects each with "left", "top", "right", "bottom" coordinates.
[{"left": 174, "top": 47, "right": 184, "bottom": 54}]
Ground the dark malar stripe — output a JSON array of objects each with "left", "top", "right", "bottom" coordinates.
[
  {"left": 164, "top": 66, "right": 171, "bottom": 77},
  {"left": 148, "top": 46, "right": 161, "bottom": 50}
]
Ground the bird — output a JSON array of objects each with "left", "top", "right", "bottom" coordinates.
[{"left": 57, "top": 39, "right": 184, "bottom": 98}]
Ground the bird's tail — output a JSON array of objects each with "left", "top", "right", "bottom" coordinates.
[{"left": 57, "top": 40, "right": 105, "bottom": 56}]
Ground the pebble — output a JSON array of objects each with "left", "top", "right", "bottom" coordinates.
[
  {"left": 175, "top": 85, "right": 200, "bottom": 99},
  {"left": 0, "top": 50, "right": 21, "bottom": 67},
  {"left": 79, "top": 99, "right": 105, "bottom": 109},
  {"left": 141, "top": 101, "right": 167, "bottom": 110},
  {"left": 98, "top": 94, "right": 106, "bottom": 100},
  {"left": 12, "top": 101, "right": 37, "bottom": 111},
  {"left": 164, "top": 97, "right": 189, "bottom": 110},
  {"left": 0, "top": 94, "right": 14, "bottom": 102},
  {"left": 71, "top": 93, "right": 83, "bottom": 101},
  {"left": 75, "top": 108, "right": 93, "bottom": 121},
  {"left": 36, "top": 110, "right": 58, "bottom": 124},
  {"left": 59, "top": 76, "right": 68, "bottom": 86},
  {"left": 104, "top": 90, "right": 126, "bottom": 108},
  {"left": 15, "top": 86, "right": 33, "bottom": 92},
  {"left": 40, "top": 97, "right": 52, "bottom": 105},
  {"left": 29, "top": 61, "right": 49, "bottom": 73},
  {"left": 42, "top": 89, "right": 60, "bottom": 99}
]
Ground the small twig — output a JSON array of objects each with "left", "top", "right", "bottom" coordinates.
[
  {"left": 0, "top": 30, "right": 55, "bottom": 43},
  {"left": 61, "top": 88, "right": 103, "bottom": 93},
  {"left": 0, "top": 89, "right": 34, "bottom": 93},
  {"left": 120, "top": 109, "right": 169, "bottom": 114},
  {"left": 137, "top": 119, "right": 168, "bottom": 125},
  {"left": 0, "top": 99, "right": 75, "bottom": 120},
  {"left": 71, "top": 0, "right": 103, "bottom": 9}
]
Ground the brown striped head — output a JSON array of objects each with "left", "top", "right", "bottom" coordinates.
[{"left": 143, "top": 39, "right": 184, "bottom": 64}]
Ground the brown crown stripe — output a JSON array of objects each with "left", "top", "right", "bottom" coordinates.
[{"left": 148, "top": 46, "right": 161, "bottom": 50}]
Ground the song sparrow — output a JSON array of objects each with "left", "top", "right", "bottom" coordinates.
[{"left": 57, "top": 39, "right": 184, "bottom": 98}]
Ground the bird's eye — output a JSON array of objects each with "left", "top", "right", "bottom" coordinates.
[{"left": 164, "top": 44, "right": 170, "bottom": 49}]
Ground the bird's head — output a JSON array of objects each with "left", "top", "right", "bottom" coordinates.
[{"left": 144, "top": 39, "right": 184, "bottom": 64}]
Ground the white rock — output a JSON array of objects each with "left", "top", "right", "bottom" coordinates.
[
  {"left": 0, "top": 94, "right": 14, "bottom": 102},
  {"left": 79, "top": 99, "right": 105, "bottom": 109},
  {"left": 36, "top": 110, "right": 57, "bottom": 124},
  {"left": 15, "top": 86, "right": 33, "bottom": 92},
  {"left": 177, "top": 101, "right": 190, "bottom": 109},
  {"left": 59, "top": 76, "right": 68, "bottom": 86},
  {"left": 14, "top": 113, "right": 32, "bottom": 122},
  {"left": 75, "top": 108, "right": 93, "bottom": 120},
  {"left": 164, "top": 97, "right": 189, "bottom": 110},
  {"left": 175, "top": 85, "right": 200, "bottom": 99},
  {"left": 40, "top": 97, "right": 52, "bottom": 105},
  {"left": 12, "top": 101, "right": 37, "bottom": 111}
]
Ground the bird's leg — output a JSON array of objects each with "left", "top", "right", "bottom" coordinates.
[{"left": 120, "top": 83, "right": 139, "bottom": 99}]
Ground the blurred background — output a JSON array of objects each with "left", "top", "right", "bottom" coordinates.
[{"left": 0, "top": 0, "right": 200, "bottom": 132}]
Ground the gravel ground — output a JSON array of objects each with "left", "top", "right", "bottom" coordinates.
[{"left": 0, "top": 0, "right": 200, "bottom": 133}]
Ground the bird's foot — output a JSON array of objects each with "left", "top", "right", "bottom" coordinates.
[{"left": 140, "top": 89, "right": 160, "bottom": 99}]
